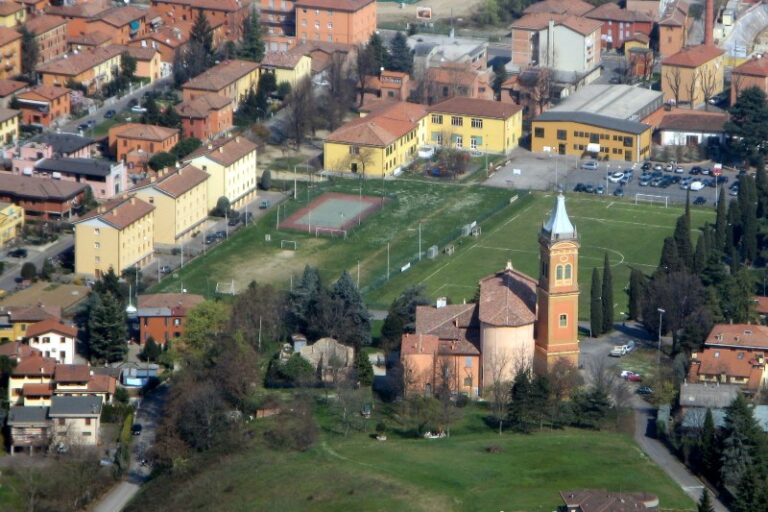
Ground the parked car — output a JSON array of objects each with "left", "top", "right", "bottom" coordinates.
[
  {"left": 214, "top": 230, "right": 226, "bottom": 239},
  {"left": 610, "top": 346, "right": 627, "bottom": 357},
  {"left": 693, "top": 196, "right": 707, "bottom": 205},
  {"left": 7, "top": 248, "right": 27, "bottom": 258},
  {"left": 627, "top": 373, "right": 643, "bottom": 382},
  {"left": 159, "top": 265, "right": 172, "bottom": 274},
  {"left": 636, "top": 386, "right": 654, "bottom": 395},
  {"left": 608, "top": 171, "right": 625, "bottom": 183},
  {"left": 613, "top": 188, "right": 624, "bottom": 197},
  {"left": 624, "top": 340, "right": 636, "bottom": 353},
  {"left": 620, "top": 370, "right": 636, "bottom": 379},
  {"left": 581, "top": 160, "right": 599, "bottom": 170},
  {"left": 77, "top": 123, "right": 89, "bottom": 132},
  {"left": 104, "top": 109, "right": 116, "bottom": 119},
  {"left": 653, "top": 164, "right": 663, "bottom": 172},
  {"left": 689, "top": 180, "right": 705, "bottom": 191},
  {"left": 641, "top": 162, "right": 652, "bottom": 171},
  {"left": 674, "top": 166, "right": 685, "bottom": 174},
  {"left": 595, "top": 185, "right": 605, "bottom": 195},
  {"left": 204, "top": 234, "right": 217, "bottom": 245},
  {"left": 131, "top": 105, "right": 147, "bottom": 113},
  {"left": 259, "top": 199, "right": 271, "bottom": 209},
  {"left": 131, "top": 424, "right": 143, "bottom": 436},
  {"left": 639, "top": 177, "right": 650, "bottom": 187},
  {"left": 690, "top": 166, "right": 703, "bottom": 175},
  {"left": 584, "top": 184, "right": 595, "bottom": 194},
  {"left": 228, "top": 214, "right": 241, "bottom": 226},
  {"left": 574, "top": 183, "right": 585, "bottom": 192}
]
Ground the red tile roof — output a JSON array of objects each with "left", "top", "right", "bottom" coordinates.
[
  {"left": 478, "top": 266, "right": 538, "bottom": 327},
  {"left": 111, "top": 122, "right": 179, "bottom": 142},
  {"left": 12, "top": 354, "right": 57, "bottom": 376},
  {"left": 74, "top": 195, "right": 154, "bottom": 230},
  {"left": 186, "top": 136, "right": 257, "bottom": 166},
  {"left": 510, "top": 12, "right": 603, "bottom": 36},
  {"left": 294, "top": 0, "right": 374, "bottom": 13},
  {"left": 0, "top": 79, "right": 27, "bottom": 97},
  {"left": 0, "top": 304, "right": 61, "bottom": 322},
  {"left": 45, "top": 2, "right": 109, "bottom": 18},
  {"left": 18, "top": 85, "right": 69, "bottom": 101},
  {"left": 23, "top": 382, "right": 54, "bottom": 397},
  {"left": 68, "top": 31, "right": 112, "bottom": 47},
  {"left": 37, "top": 46, "right": 124, "bottom": 77},
  {"left": 153, "top": 0, "right": 249, "bottom": 13},
  {"left": 182, "top": 59, "right": 259, "bottom": 93},
  {"left": 88, "top": 373, "right": 117, "bottom": 395},
  {"left": 523, "top": 0, "right": 594, "bottom": 16},
  {"left": 261, "top": 50, "right": 307, "bottom": 69},
  {"left": 137, "top": 292, "right": 205, "bottom": 310},
  {"left": 24, "top": 14, "right": 66, "bottom": 35},
  {"left": 174, "top": 92, "right": 232, "bottom": 119},
  {"left": 690, "top": 348, "right": 766, "bottom": 391},
  {"left": 94, "top": 5, "right": 145, "bottom": 27},
  {"left": 400, "top": 333, "right": 439, "bottom": 355},
  {"left": 54, "top": 364, "right": 90, "bottom": 383},
  {"left": 586, "top": 2, "right": 652, "bottom": 23},
  {"left": 733, "top": 57, "right": 768, "bottom": 78},
  {"left": 705, "top": 324, "right": 768, "bottom": 349},
  {"left": 25, "top": 318, "right": 77, "bottom": 338},
  {"left": 0, "top": 2, "right": 23, "bottom": 16},
  {"left": 662, "top": 44, "right": 724, "bottom": 67},
  {"left": 0, "top": 341, "right": 40, "bottom": 359},
  {"left": 658, "top": 111, "right": 729, "bottom": 133},
  {"left": 755, "top": 296, "right": 768, "bottom": 315},
  {"left": 0, "top": 25, "right": 20, "bottom": 46},
  {"left": 134, "top": 165, "right": 209, "bottom": 198},
  {"left": 325, "top": 101, "right": 426, "bottom": 147},
  {"left": 0, "top": 173, "right": 87, "bottom": 201},
  {"left": 428, "top": 97, "right": 522, "bottom": 120}
]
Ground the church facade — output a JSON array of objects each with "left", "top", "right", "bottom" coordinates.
[{"left": 400, "top": 194, "right": 580, "bottom": 398}]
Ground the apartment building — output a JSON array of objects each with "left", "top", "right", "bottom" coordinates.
[
  {"left": 0, "top": 2, "right": 25, "bottom": 28},
  {"left": 294, "top": 0, "right": 376, "bottom": 45},
  {"left": 150, "top": 0, "right": 251, "bottom": 41},
  {"left": 137, "top": 292, "right": 205, "bottom": 344},
  {"left": 0, "top": 174, "right": 86, "bottom": 220},
  {"left": 30, "top": 158, "right": 127, "bottom": 200},
  {"left": 108, "top": 123, "right": 180, "bottom": 163},
  {"left": 16, "top": 85, "right": 70, "bottom": 126},
  {"left": 0, "top": 200, "right": 23, "bottom": 248},
  {"left": 174, "top": 92, "right": 233, "bottom": 140},
  {"left": 181, "top": 59, "right": 260, "bottom": 108},
  {"left": 584, "top": 2, "right": 653, "bottom": 50},
  {"left": 260, "top": 49, "right": 312, "bottom": 88},
  {"left": 661, "top": 44, "right": 724, "bottom": 107},
  {"left": 86, "top": 5, "right": 147, "bottom": 45},
  {"left": 730, "top": 56, "right": 768, "bottom": 105},
  {"left": 24, "top": 14, "right": 68, "bottom": 64},
  {"left": 260, "top": 0, "right": 295, "bottom": 37},
  {"left": 36, "top": 46, "right": 123, "bottom": 94},
  {"left": 0, "top": 26, "right": 21, "bottom": 79},
  {"left": 186, "top": 136, "right": 258, "bottom": 209}
]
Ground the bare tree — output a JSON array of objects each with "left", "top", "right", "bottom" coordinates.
[
  {"left": 528, "top": 67, "right": 553, "bottom": 117},
  {"left": 586, "top": 355, "right": 616, "bottom": 394},
  {"left": 610, "top": 378, "right": 633, "bottom": 427},
  {"left": 326, "top": 52, "right": 354, "bottom": 130},
  {"left": 665, "top": 66, "right": 683, "bottom": 106},
  {"left": 547, "top": 357, "right": 583, "bottom": 426},
  {"left": 640, "top": 51, "right": 656, "bottom": 83},
  {"left": 283, "top": 77, "right": 316, "bottom": 149},
  {"left": 334, "top": 146, "right": 379, "bottom": 176},
  {"left": 435, "top": 356, "right": 463, "bottom": 436},
  {"left": 731, "top": 72, "right": 744, "bottom": 105},
  {"left": 699, "top": 66, "right": 720, "bottom": 111},
  {"left": 484, "top": 348, "right": 512, "bottom": 434},
  {"left": 354, "top": 44, "right": 374, "bottom": 107},
  {"left": 687, "top": 69, "right": 699, "bottom": 109}
]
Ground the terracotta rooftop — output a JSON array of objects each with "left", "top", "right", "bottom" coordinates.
[
  {"left": 24, "top": 14, "right": 67, "bottom": 35},
  {"left": 326, "top": 101, "right": 426, "bottom": 147},
  {"left": 68, "top": 31, "right": 112, "bottom": 47},
  {"left": 111, "top": 122, "right": 179, "bottom": 142},
  {"left": 0, "top": 79, "right": 27, "bottom": 97},
  {"left": 414, "top": 303, "right": 479, "bottom": 346},
  {"left": 658, "top": 111, "right": 729, "bottom": 133},
  {"left": 187, "top": 136, "right": 257, "bottom": 166},
  {"left": 705, "top": 324, "right": 768, "bottom": 349},
  {"left": 74, "top": 195, "right": 154, "bottom": 230},
  {"left": 626, "top": 0, "right": 662, "bottom": 21},
  {"left": 523, "top": 0, "right": 594, "bottom": 16},
  {"left": 400, "top": 333, "right": 440, "bottom": 356},
  {"left": 733, "top": 56, "right": 768, "bottom": 77},
  {"left": 662, "top": 44, "right": 724, "bottom": 67},
  {"left": 560, "top": 489, "right": 659, "bottom": 512},
  {"left": 26, "top": 318, "right": 78, "bottom": 338},
  {"left": 137, "top": 292, "right": 205, "bottom": 310},
  {"left": 0, "top": 173, "right": 86, "bottom": 201},
  {"left": 112, "top": 44, "right": 160, "bottom": 62},
  {"left": 18, "top": 85, "right": 70, "bottom": 101},
  {"left": 626, "top": 32, "right": 651, "bottom": 44},
  {"left": 12, "top": 354, "right": 57, "bottom": 376},
  {"left": 510, "top": 12, "right": 603, "bottom": 36},
  {"left": 54, "top": 364, "right": 90, "bottom": 383},
  {"left": 692, "top": 347, "right": 765, "bottom": 380},
  {"left": 261, "top": 50, "right": 306, "bottom": 69},
  {"left": 0, "top": 2, "right": 22, "bottom": 16},
  {"left": 426, "top": 63, "right": 491, "bottom": 88},
  {"left": 586, "top": 2, "right": 652, "bottom": 23},
  {"left": 136, "top": 22, "right": 191, "bottom": 49},
  {"left": 0, "top": 26, "right": 20, "bottom": 46},
  {"left": 94, "top": 5, "right": 145, "bottom": 27},
  {"left": 478, "top": 266, "right": 538, "bottom": 327},
  {"left": 291, "top": 41, "right": 354, "bottom": 74},
  {"left": 153, "top": 0, "right": 250, "bottom": 13},
  {"left": 0, "top": 304, "right": 62, "bottom": 322},
  {"left": 182, "top": 59, "right": 260, "bottom": 92},
  {"left": 45, "top": 3, "right": 109, "bottom": 19},
  {"left": 134, "top": 164, "right": 209, "bottom": 198},
  {"left": 88, "top": 373, "right": 117, "bottom": 395},
  {"left": 755, "top": 296, "right": 768, "bottom": 315},
  {"left": 37, "top": 46, "right": 124, "bottom": 77},
  {"left": 22, "top": 382, "right": 54, "bottom": 397},
  {"left": 294, "top": 0, "right": 375, "bottom": 13},
  {"left": 0, "top": 341, "right": 40, "bottom": 360},
  {"left": 174, "top": 92, "right": 232, "bottom": 118},
  {"left": 429, "top": 96, "right": 522, "bottom": 119}
]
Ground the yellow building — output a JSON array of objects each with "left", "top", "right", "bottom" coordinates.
[
  {"left": 186, "top": 136, "right": 258, "bottom": 210},
  {"left": 0, "top": 304, "right": 61, "bottom": 343},
  {"left": 531, "top": 112, "right": 653, "bottom": 161},
  {"left": 132, "top": 164, "right": 209, "bottom": 245},
  {"left": 73, "top": 195, "right": 155, "bottom": 277},
  {"left": 324, "top": 101, "right": 427, "bottom": 177},
  {"left": 662, "top": 45, "right": 725, "bottom": 107},
  {"left": 260, "top": 51, "right": 312, "bottom": 89},
  {"left": 427, "top": 97, "right": 523, "bottom": 154},
  {"left": 0, "top": 2, "right": 25, "bottom": 28},
  {"left": 0, "top": 27, "right": 21, "bottom": 80},
  {"left": 114, "top": 45, "right": 162, "bottom": 82},
  {"left": 0, "top": 106, "right": 18, "bottom": 145},
  {"left": 36, "top": 46, "right": 123, "bottom": 94},
  {"left": 182, "top": 59, "right": 260, "bottom": 109},
  {"left": 0, "top": 201, "right": 23, "bottom": 247}
]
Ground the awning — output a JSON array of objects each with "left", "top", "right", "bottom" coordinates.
[{"left": 586, "top": 143, "right": 600, "bottom": 153}]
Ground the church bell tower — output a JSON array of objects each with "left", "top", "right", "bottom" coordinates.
[{"left": 534, "top": 194, "right": 580, "bottom": 373}]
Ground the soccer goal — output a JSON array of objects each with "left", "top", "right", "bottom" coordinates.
[
  {"left": 280, "top": 240, "right": 298, "bottom": 250},
  {"left": 634, "top": 193, "right": 669, "bottom": 208},
  {"left": 315, "top": 227, "right": 347, "bottom": 239},
  {"left": 215, "top": 280, "right": 236, "bottom": 295}
]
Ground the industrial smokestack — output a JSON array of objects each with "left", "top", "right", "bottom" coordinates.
[{"left": 705, "top": 0, "right": 714, "bottom": 46}]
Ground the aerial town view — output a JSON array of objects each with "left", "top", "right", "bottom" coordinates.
[{"left": 0, "top": 0, "right": 766, "bottom": 509}]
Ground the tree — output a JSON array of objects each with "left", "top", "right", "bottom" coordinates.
[
  {"left": 331, "top": 270, "right": 371, "bottom": 348},
  {"left": 19, "top": 26, "right": 38, "bottom": 80},
  {"left": 228, "top": 280, "right": 287, "bottom": 351},
  {"left": 259, "top": 72, "right": 277, "bottom": 96},
  {"left": 260, "top": 169, "right": 272, "bottom": 190},
  {"left": 697, "top": 489, "right": 715, "bottom": 512},
  {"left": 572, "top": 387, "right": 610, "bottom": 429},
  {"left": 211, "top": 196, "right": 230, "bottom": 217},
  {"left": 239, "top": 13, "right": 264, "bottom": 62},
  {"left": 507, "top": 367, "right": 535, "bottom": 432},
  {"left": 473, "top": 0, "right": 501, "bottom": 25},
  {"left": 367, "top": 32, "right": 388, "bottom": 72},
  {"left": 388, "top": 32, "right": 413, "bottom": 73},
  {"left": 714, "top": 189, "right": 727, "bottom": 253},
  {"left": 658, "top": 236, "right": 682, "bottom": 273},
  {"left": 693, "top": 231, "right": 709, "bottom": 274},
  {"left": 726, "top": 87, "right": 768, "bottom": 158},
  {"left": 160, "top": 106, "right": 181, "bottom": 129},
  {"left": 120, "top": 52, "right": 137, "bottom": 82},
  {"left": 720, "top": 393, "right": 762, "bottom": 487},
  {"left": 40, "top": 258, "right": 55, "bottom": 281},
  {"left": 492, "top": 61, "right": 508, "bottom": 98},
  {"left": 140, "top": 337, "right": 161, "bottom": 362},
  {"left": 180, "top": 300, "right": 231, "bottom": 359},
  {"left": 288, "top": 265, "right": 324, "bottom": 334},
  {"left": 87, "top": 292, "right": 128, "bottom": 363},
  {"left": 700, "top": 408, "right": 720, "bottom": 483},
  {"left": 354, "top": 42, "right": 376, "bottom": 106},
  {"left": 665, "top": 66, "right": 683, "bottom": 106},
  {"left": 547, "top": 358, "right": 582, "bottom": 427},
  {"left": 354, "top": 350, "right": 373, "bottom": 386},
  {"left": 737, "top": 175, "right": 758, "bottom": 262},
  {"left": 673, "top": 212, "right": 693, "bottom": 270},
  {"left": 698, "top": 66, "right": 719, "bottom": 111},
  {"left": 590, "top": 267, "right": 602, "bottom": 337},
  {"left": 726, "top": 199, "right": 742, "bottom": 258},
  {"left": 731, "top": 464, "right": 768, "bottom": 512},
  {"left": 642, "top": 271, "right": 706, "bottom": 344},
  {"left": 20, "top": 262, "right": 36, "bottom": 281},
  {"left": 276, "top": 81, "right": 292, "bottom": 98},
  {"left": 148, "top": 152, "right": 176, "bottom": 171},
  {"left": 283, "top": 77, "right": 315, "bottom": 149},
  {"left": 601, "top": 253, "right": 613, "bottom": 333},
  {"left": 141, "top": 96, "right": 162, "bottom": 125},
  {"left": 190, "top": 11, "right": 214, "bottom": 57},
  {"left": 171, "top": 137, "right": 201, "bottom": 159},
  {"left": 485, "top": 348, "right": 512, "bottom": 434},
  {"left": 628, "top": 268, "right": 646, "bottom": 320}
]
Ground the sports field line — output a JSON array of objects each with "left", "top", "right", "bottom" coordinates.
[
  {"left": 474, "top": 244, "right": 628, "bottom": 268},
  {"left": 570, "top": 216, "right": 675, "bottom": 229},
  {"left": 434, "top": 283, "right": 477, "bottom": 294}
]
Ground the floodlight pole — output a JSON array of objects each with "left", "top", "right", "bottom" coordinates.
[
  {"left": 357, "top": 260, "right": 360, "bottom": 287},
  {"left": 418, "top": 223, "right": 422, "bottom": 261},
  {"left": 293, "top": 165, "right": 297, "bottom": 200},
  {"left": 657, "top": 307, "right": 666, "bottom": 368},
  {"left": 387, "top": 242, "right": 390, "bottom": 280}
]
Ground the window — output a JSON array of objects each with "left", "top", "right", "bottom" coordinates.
[
  {"left": 85, "top": 418, "right": 92, "bottom": 426},
  {"left": 451, "top": 116, "right": 463, "bottom": 127},
  {"left": 327, "top": 22, "right": 333, "bottom": 29},
  {"left": 559, "top": 314, "right": 567, "bottom": 327},
  {"left": 58, "top": 418, "right": 65, "bottom": 426},
  {"left": 174, "top": 318, "right": 181, "bottom": 326},
  {"left": 455, "top": 135, "right": 463, "bottom": 149},
  {"left": 42, "top": 336, "right": 50, "bottom": 343},
  {"left": 301, "top": 19, "right": 307, "bottom": 26},
  {"left": 463, "top": 377, "right": 472, "bottom": 387},
  {"left": 470, "top": 136, "right": 480, "bottom": 150},
  {"left": 95, "top": 256, "right": 100, "bottom": 264},
  {"left": 623, "top": 136, "right": 633, "bottom": 147},
  {"left": 314, "top": 21, "right": 320, "bottom": 29},
  {"left": 465, "top": 356, "right": 472, "bottom": 368},
  {"left": 564, "top": 264, "right": 572, "bottom": 279},
  {"left": 556, "top": 265, "right": 563, "bottom": 280},
  {"left": 471, "top": 118, "right": 483, "bottom": 129},
  {"left": 431, "top": 114, "right": 443, "bottom": 124},
  {"left": 349, "top": 145, "right": 359, "bottom": 155},
  {"left": 94, "top": 228, "right": 100, "bottom": 236},
  {"left": 534, "top": 127, "right": 544, "bottom": 138},
  {"left": 557, "top": 129, "right": 567, "bottom": 141}
]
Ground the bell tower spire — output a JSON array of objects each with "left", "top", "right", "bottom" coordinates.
[{"left": 534, "top": 194, "right": 580, "bottom": 373}]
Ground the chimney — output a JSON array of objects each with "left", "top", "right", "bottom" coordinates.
[
  {"left": 218, "top": 146, "right": 224, "bottom": 153},
  {"left": 705, "top": 0, "right": 714, "bottom": 46},
  {"left": 235, "top": 136, "right": 240, "bottom": 143},
  {"left": 130, "top": 197, "right": 136, "bottom": 205},
  {"left": 436, "top": 297, "right": 447, "bottom": 308}
]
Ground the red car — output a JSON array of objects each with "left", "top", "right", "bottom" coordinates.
[{"left": 626, "top": 373, "right": 642, "bottom": 382}]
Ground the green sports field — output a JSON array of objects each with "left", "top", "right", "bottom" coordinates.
[{"left": 152, "top": 179, "right": 714, "bottom": 319}]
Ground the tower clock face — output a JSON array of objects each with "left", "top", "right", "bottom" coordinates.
[{"left": 559, "top": 255, "right": 569, "bottom": 263}]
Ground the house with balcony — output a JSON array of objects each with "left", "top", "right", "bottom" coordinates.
[
  {"left": 0, "top": 26, "right": 21, "bottom": 79},
  {"left": 25, "top": 318, "right": 77, "bottom": 365},
  {"left": 16, "top": 85, "right": 71, "bottom": 127},
  {"left": 8, "top": 353, "right": 56, "bottom": 404},
  {"left": 0, "top": 79, "right": 28, "bottom": 108},
  {"left": 24, "top": 14, "right": 68, "bottom": 64},
  {"left": 108, "top": 123, "right": 179, "bottom": 170},
  {"left": 0, "top": 173, "right": 87, "bottom": 220},
  {"left": 175, "top": 92, "right": 233, "bottom": 140},
  {"left": 36, "top": 45, "right": 123, "bottom": 94},
  {"left": 0, "top": 2, "right": 25, "bottom": 28},
  {"left": 86, "top": 5, "right": 147, "bottom": 45},
  {"left": 7, "top": 406, "right": 50, "bottom": 455}
]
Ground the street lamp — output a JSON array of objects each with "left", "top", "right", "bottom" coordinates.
[{"left": 657, "top": 307, "right": 666, "bottom": 366}]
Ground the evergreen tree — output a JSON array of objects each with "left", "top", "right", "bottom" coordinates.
[
  {"left": 367, "top": 33, "right": 389, "bottom": 73},
  {"left": 590, "top": 267, "right": 602, "bottom": 337},
  {"left": 673, "top": 213, "right": 693, "bottom": 269},
  {"left": 260, "top": 169, "right": 272, "bottom": 190},
  {"left": 331, "top": 271, "right": 371, "bottom": 348},
  {"left": 190, "top": 11, "right": 214, "bottom": 57},
  {"left": 141, "top": 96, "right": 161, "bottom": 125},
  {"left": 628, "top": 268, "right": 645, "bottom": 320},
  {"left": 388, "top": 32, "right": 413, "bottom": 73},
  {"left": 724, "top": 86, "right": 768, "bottom": 158},
  {"left": 714, "top": 189, "right": 727, "bottom": 253},
  {"left": 507, "top": 368, "right": 535, "bottom": 432},
  {"left": 658, "top": 236, "right": 681, "bottom": 273},
  {"left": 40, "top": 258, "right": 55, "bottom": 281},
  {"left": 601, "top": 252, "right": 613, "bottom": 333},
  {"left": 492, "top": 61, "right": 508, "bottom": 97},
  {"left": 120, "top": 52, "right": 137, "bottom": 82},
  {"left": 172, "top": 48, "right": 189, "bottom": 87},
  {"left": 728, "top": 266, "right": 756, "bottom": 323},
  {"left": 756, "top": 159, "right": 768, "bottom": 218},
  {"left": 693, "top": 232, "right": 708, "bottom": 274},
  {"left": 20, "top": 262, "right": 36, "bottom": 281},
  {"left": 731, "top": 464, "right": 768, "bottom": 512},
  {"left": 140, "top": 337, "right": 162, "bottom": 362},
  {"left": 572, "top": 387, "right": 610, "bottom": 429},
  {"left": 738, "top": 175, "right": 758, "bottom": 262},
  {"left": 87, "top": 292, "right": 128, "bottom": 363},
  {"left": 19, "top": 26, "right": 38, "bottom": 80},
  {"left": 354, "top": 349, "right": 374, "bottom": 386},
  {"left": 697, "top": 489, "right": 715, "bottom": 512},
  {"left": 721, "top": 393, "right": 762, "bottom": 487},
  {"left": 726, "top": 199, "right": 742, "bottom": 257},
  {"left": 239, "top": 13, "right": 265, "bottom": 62},
  {"left": 236, "top": 86, "right": 262, "bottom": 123},
  {"left": 288, "top": 265, "right": 323, "bottom": 334},
  {"left": 700, "top": 408, "right": 720, "bottom": 484},
  {"left": 258, "top": 72, "right": 278, "bottom": 96}
]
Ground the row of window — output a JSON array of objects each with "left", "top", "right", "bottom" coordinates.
[
  {"left": 431, "top": 114, "right": 484, "bottom": 129},
  {"left": 301, "top": 19, "right": 333, "bottom": 29}
]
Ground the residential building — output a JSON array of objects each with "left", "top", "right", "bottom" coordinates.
[
  {"left": 0, "top": 304, "right": 61, "bottom": 341},
  {"left": 186, "top": 135, "right": 258, "bottom": 209},
  {"left": 260, "top": 49, "right": 312, "bottom": 88},
  {"left": 27, "top": 132, "right": 96, "bottom": 158},
  {"left": 530, "top": 84, "right": 661, "bottom": 160},
  {"left": 294, "top": 0, "right": 376, "bottom": 45},
  {"left": 0, "top": 78, "right": 28, "bottom": 108},
  {"left": 45, "top": 3, "right": 111, "bottom": 39},
  {"left": 108, "top": 123, "right": 180, "bottom": 163},
  {"left": 299, "top": 337, "right": 355, "bottom": 382},
  {"left": 136, "top": 292, "right": 205, "bottom": 344},
  {"left": 499, "top": 68, "right": 555, "bottom": 118},
  {"left": 427, "top": 97, "right": 523, "bottom": 154},
  {"left": 25, "top": 318, "right": 77, "bottom": 364},
  {"left": 85, "top": 5, "right": 147, "bottom": 45},
  {"left": 23, "top": 158, "right": 127, "bottom": 200},
  {"left": 73, "top": 195, "right": 155, "bottom": 277},
  {"left": 418, "top": 62, "right": 494, "bottom": 105},
  {"left": 730, "top": 56, "right": 768, "bottom": 105},
  {"left": 584, "top": 2, "right": 653, "bottom": 50},
  {"left": 16, "top": 85, "right": 70, "bottom": 127},
  {"left": 522, "top": 0, "right": 594, "bottom": 16},
  {"left": 67, "top": 31, "right": 112, "bottom": 52},
  {"left": 112, "top": 45, "right": 163, "bottom": 82},
  {"left": 7, "top": 406, "right": 50, "bottom": 455},
  {"left": 181, "top": 59, "right": 260, "bottom": 109},
  {"left": 324, "top": 101, "right": 426, "bottom": 177},
  {"left": 128, "top": 22, "right": 191, "bottom": 67},
  {"left": 0, "top": 200, "right": 22, "bottom": 247},
  {"left": 259, "top": 0, "right": 295, "bottom": 38},
  {"left": 509, "top": 13, "right": 602, "bottom": 84},
  {"left": 559, "top": 489, "right": 659, "bottom": 511},
  {"left": 0, "top": 105, "right": 18, "bottom": 143},
  {"left": 661, "top": 45, "right": 724, "bottom": 107},
  {"left": 402, "top": 194, "right": 581, "bottom": 396},
  {"left": 36, "top": 46, "right": 123, "bottom": 94},
  {"left": 292, "top": 40, "right": 354, "bottom": 75},
  {"left": 52, "top": 364, "right": 115, "bottom": 403},
  {"left": 174, "top": 93, "right": 233, "bottom": 140},
  {"left": 8, "top": 353, "right": 56, "bottom": 404},
  {"left": 689, "top": 347, "right": 766, "bottom": 394},
  {"left": 18, "top": 0, "right": 47, "bottom": 16},
  {"left": 0, "top": 341, "right": 40, "bottom": 361},
  {"left": 679, "top": 382, "right": 741, "bottom": 416},
  {"left": 658, "top": 0, "right": 690, "bottom": 59},
  {"left": 408, "top": 33, "right": 487, "bottom": 79},
  {"left": 24, "top": 14, "right": 68, "bottom": 64},
  {"left": 49, "top": 395, "right": 102, "bottom": 447},
  {"left": 624, "top": 31, "right": 651, "bottom": 52},
  {"left": 0, "top": 174, "right": 86, "bottom": 219},
  {"left": 362, "top": 70, "right": 410, "bottom": 103},
  {"left": 0, "top": 2, "right": 25, "bottom": 28},
  {"left": 150, "top": 0, "right": 251, "bottom": 41},
  {"left": 0, "top": 26, "right": 21, "bottom": 79},
  {"left": 132, "top": 164, "right": 209, "bottom": 245},
  {"left": 657, "top": 109, "right": 729, "bottom": 146}
]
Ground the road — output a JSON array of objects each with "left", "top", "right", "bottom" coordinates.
[
  {"left": 91, "top": 385, "right": 168, "bottom": 512},
  {"left": 0, "top": 235, "right": 73, "bottom": 293}
]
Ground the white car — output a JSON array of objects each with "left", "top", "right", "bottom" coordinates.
[
  {"left": 581, "top": 160, "right": 599, "bottom": 170},
  {"left": 689, "top": 180, "right": 705, "bottom": 191},
  {"left": 608, "top": 171, "right": 625, "bottom": 183},
  {"left": 131, "top": 105, "right": 147, "bottom": 113},
  {"left": 675, "top": 167, "right": 685, "bottom": 174}
]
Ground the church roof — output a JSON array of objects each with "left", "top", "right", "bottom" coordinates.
[
  {"left": 542, "top": 193, "right": 576, "bottom": 240},
  {"left": 478, "top": 265, "right": 538, "bottom": 327}
]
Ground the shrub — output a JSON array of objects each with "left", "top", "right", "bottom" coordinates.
[
  {"left": 260, "top": 169, "right": 272, "bottom": 190},
  {"left": 20, "top": 262, "right": 36, "bottom": 281}
]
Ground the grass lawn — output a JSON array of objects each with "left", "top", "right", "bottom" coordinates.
[
  {"left": 126, "top": 405, "right": 693, "bottom": 512},
  {"left": 0, "top": 465, "right": 24, "bottom": 512},
  {"left": 151, "top": 179, "right": 714, "bottom": 319}
]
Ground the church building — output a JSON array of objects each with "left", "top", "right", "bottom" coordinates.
[{"left": 400, "top": 194, "right": 580, "bottom": 398}]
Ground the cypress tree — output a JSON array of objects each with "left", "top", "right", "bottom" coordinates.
[
  {"left": 239, "top": 13, "right": 265, "bottom": 62},
  {"left": 756, "top": 158, "right": 768, "bottom": 218},
  {"left": 673, "top": 213, "right": 693, "bottom": 269},
  {"left": 590, "top": 267, "right": 603, "bottom": 337},
  {"left": 658, "top": 237, "right": 681, "bottom": 273},
  {"left": 714, "top": 188, "right": 727, "bottom": 253},
  {"left": 332, "top": 271, "right": 371, "bottom": 349},
  {"left": 190, "top": 11, "right": 214, "bottom": 56},
  {"left": 19, "top": 26, "right": 38, "bottom": 79},
  {"left": 87, "top": 292, "right": 128, "bottom": 363},
  {"left": 367, "top": 33, "right": 389, "bottom": 73},
  {"left": 701, "top": 408, "right": 720, "bottom": 484},
  {"left": 388, "top": 32, "right": 413, "bottom": 73},
  {"left": 697, "top": 489, "right": 715, "bottom": 512},
  {"left": 693, "top": 233, "right": 708, "bottom": 274},
  {"left": 628, "top": 268, "right": 645, "bottom": 320},
  {"left": 726, "top": 199, "right": 742, "bottom": 257},
  {"left": 738, "top": 176, "right": 758, "bottom": 262},
  {"left": 601, "top": 253, "right": 613, "bottom": 333}
]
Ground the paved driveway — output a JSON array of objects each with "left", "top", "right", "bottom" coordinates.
[{"left": 0, "top": 235, "right": 74, "bottom": 294}]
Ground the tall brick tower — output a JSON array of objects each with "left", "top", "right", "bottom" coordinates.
[{"left": 534, "top": 194, "right": 580, "bottom": 373}]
